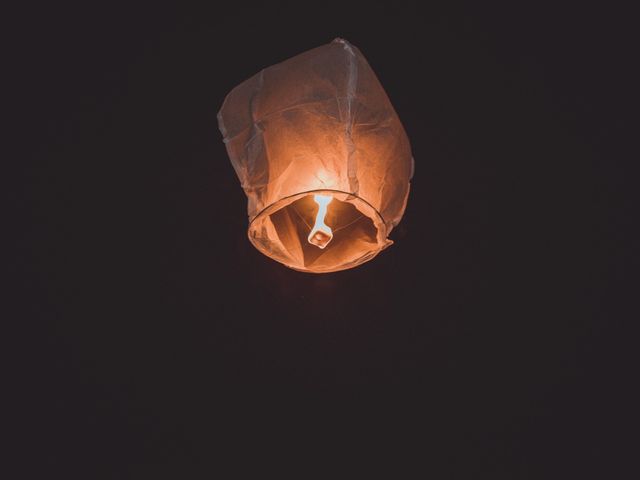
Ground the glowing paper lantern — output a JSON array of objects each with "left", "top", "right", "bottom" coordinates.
[{"left": 218, "top": 38, "right": 413, "bottom": 273}]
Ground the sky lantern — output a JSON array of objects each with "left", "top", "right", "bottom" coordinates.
[{"left": 218, "top": 38, "right": 414, "bottom": 273}]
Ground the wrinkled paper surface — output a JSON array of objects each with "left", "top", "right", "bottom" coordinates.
[{"left": 218, "top": 38, "right": 413, "bottom": 272}]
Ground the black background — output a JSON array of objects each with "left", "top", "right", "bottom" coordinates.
[{"left": 9, "top": 1, "right": 636, "bottom": 478}]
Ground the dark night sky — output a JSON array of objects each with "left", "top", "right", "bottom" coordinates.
[{"left": 8, "top": 1, "right": 636, "bottom": 478}]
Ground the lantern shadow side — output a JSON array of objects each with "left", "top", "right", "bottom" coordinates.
[{"left": 248, "top": 189, "right": 391, "bottom": 273}]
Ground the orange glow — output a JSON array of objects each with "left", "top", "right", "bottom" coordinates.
[
  {"left": 307, "top": 194, "right": 333, "bottom": 249},
  {"left": 218, "top": 38, "right": 413, "bottom": 272}
]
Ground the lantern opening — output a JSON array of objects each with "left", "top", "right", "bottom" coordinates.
[
  {"left": 308, "top": 194, "right": 334, "bottom": 249},
  {"left": 248, "top": 189, "right": 391, "bottom": 273}
]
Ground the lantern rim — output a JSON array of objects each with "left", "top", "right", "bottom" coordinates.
[{"left": 247, "top": 189, "right": 391, "bottom": 273}]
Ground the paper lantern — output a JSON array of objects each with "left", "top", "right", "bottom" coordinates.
[{"left": 218, "top": 38, "right": 413, "bottom": 273}]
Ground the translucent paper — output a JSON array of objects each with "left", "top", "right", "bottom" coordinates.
[{"left": 218, "top": 38, "right": 413, "bottom": 272}]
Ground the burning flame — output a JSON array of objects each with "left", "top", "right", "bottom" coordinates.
[{"left": 308, "top": 194, "right": 333, "bottom": 249}]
